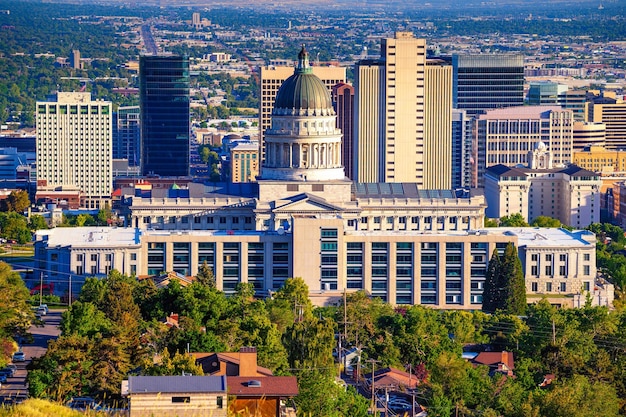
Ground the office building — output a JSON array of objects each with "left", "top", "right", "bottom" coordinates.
[
  {"left": 114, "top": 106, "right": 140, "bottom": 166},
  {"left": 587, "top": 96, "right": 626, "bottom": 150},
  {"left": 35, "top": 92, "right": 112, "bottom": 209},
  {"left": 572, "top": 145, "right": 626, "bottom": 174},
  {"left": 353, "top": 59, "right": 385, "bottom": 182},
  {"left": 230, "top": 142, "right": 259, "bottom": 183},
  {"left": 573, "top": 121, "right": 606, "bottom": 151},
  {"left": 139, "top": 54, "right": 190, "bottom": 177},
  {"left": 259, "top": 64, "right": 345, "bottom": 166},
  {"left": 452, "top": 54, "right": 524, "bottom": 116},
  {"left": 485, "top": 144, "right": 601, "bottom": 228},
  {"left": 475, "top": 106, "right": 574, "bottom": 187},
  {"left": 331, "top": 83, "right": 354, "bottom": 180},
  {"left": 452, "top": 109, "right": 474, "bottom": 189},
  {"left": 527, "top": 82, "right": 587, "bottom": 122},
  {"left": 354, "top": 33, "right": 452, "bottom": 187}
]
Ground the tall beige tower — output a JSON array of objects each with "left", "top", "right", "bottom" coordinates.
[
  {"left": 36, "top": 92, "right": 112, "bottom": 209},
  {"left": 259, "top": 64, "right": 345, "bottom": 165},
  {"left": 353, "top": 60, "right": 385, "bottom": 182},
  {"left": 424, "top": 62, "right": 453, "bottom": 189},
  {"left": 354, "top": 33, "right": 452, "bottom": 187}
]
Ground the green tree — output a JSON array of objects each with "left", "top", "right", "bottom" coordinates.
[
  {"left": 195, "top": 260, "right": 216, "bottom": 288},
  {"left": 144, "top": 347, "right": 204, "bottom": 376},
  {"left": 60, "top": 301, "right": 112, "bottom": 338},
  {"left": 531, "top": 216, "right": 562, "bottom": 228},
  {"left": 28, "top": 214, "right": 48, "bottom": 231},
  {"left": 0, "top": 261, "right": 32, "bottom": 348},
  {"left": 501, "top": 243, "right": 527, "bottom": 315},
  {"left": 499, "top": 213, "right": 529, "bottom": 227},
  {"left": 539, "top": 375, "right": 619, "bottom": 417},
  {"left": 482, "top": 248, "right": 502, "bottom": 313},
  {"left": 1, "top": 190, "right": 30, "bottom": 213}
]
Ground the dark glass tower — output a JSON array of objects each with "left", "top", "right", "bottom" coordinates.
[
  {"left": 452, "top": 54, "right": 524, "bottom": 117},
  {"left": 140, "top": 55, "right": 190, "bottom": 176}
]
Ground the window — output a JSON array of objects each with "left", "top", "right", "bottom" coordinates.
[
  {"left": 131, "top": 253, "right": 137, "bottom": 261},
  {"left": 91, "top": 254, "right": 98, "bottom": 262},
  {"left": 545, "top": 254, "right": 552, "bottom": 261},
  {"left": 217, "top": 396, "right": 223, "bottom": 409},
  {"left": 172, "top": 397, "right": 190, "bottom": 403},
  {"left": 560, "top": 282, "right": 566, "bottom": 292},
  {"left": 583, "top": 281, "right": 590, "bottom": 291},
  {"left": 546, "top": 282, "right": 552, "bottom": 292},
  {"left": 531, "top": 282, "right": 538, "bottom": 292},
  {"left": 545, "top": 265, "right": 552, "bottom": 276},
  {"left": 584, "top": 265, "right": 590, "bottom": 275},
  {"left": 583, "top": 253, "right": 590, "bottom": 261},
  {"left": 559, "top": 254, "right": 566, "bottom": 262}
]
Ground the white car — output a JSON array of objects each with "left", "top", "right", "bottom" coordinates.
[{"left": 12, "top": 351, "right": 25, "bottom": 362}]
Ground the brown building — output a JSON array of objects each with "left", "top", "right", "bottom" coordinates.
[
  {"left": 228, "top": 376, "right": 298, "bottom": 417},
  {"left": 193, "top": 347, "right": 272, "bottom": 377},
  {"left": 332, "top": 82, "right": 355, "bottom": 179}
]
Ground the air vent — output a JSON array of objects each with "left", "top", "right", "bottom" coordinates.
[{"left": 248, "top": 380, "right": 262, "bottom": 387}]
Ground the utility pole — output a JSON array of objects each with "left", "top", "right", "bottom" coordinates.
[
  {"left": 68, "top": 275, "right": 72, "bottom": 307},
  {"left": 366, "top": 359, "right": 380, "bottom": 413},
  {"left": 39, "top": 272, "right": 43, "bottom": 306}
]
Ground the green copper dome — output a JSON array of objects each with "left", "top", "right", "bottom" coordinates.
[{"left": 273, "top": 46, "right": 334, "bottom": 115}]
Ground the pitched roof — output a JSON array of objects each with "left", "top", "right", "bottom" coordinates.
[
  {"left": 192, "top": 352, "right": 273, "bottom": 376},
  {"left": 227, "top": 376, "right": 299, "bottom": 397},
  {"left": 473, "top": 351, "right": 515, "bottom": 371},
  {"left": 127, "top": 376, "right": 226, "bottom": 394}
]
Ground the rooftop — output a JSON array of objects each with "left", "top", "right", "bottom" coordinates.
[{"left": 127, "top": 376, "right": 226, "bottom": 394}]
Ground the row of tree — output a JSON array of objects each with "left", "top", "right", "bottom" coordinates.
[{"left": 22, "top": 262, "right": 626, "bottom": 416}]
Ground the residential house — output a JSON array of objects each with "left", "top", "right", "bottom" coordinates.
[
  {"left": 122, "top": 375, "right": 227, "bottom": 417},
  {"left": 227, "top": 376, "right": 298, "bottom": 417}
]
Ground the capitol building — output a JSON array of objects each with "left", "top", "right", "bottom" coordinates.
[{"left": 34, "top": 48, "right": 610, "bottom": 309}]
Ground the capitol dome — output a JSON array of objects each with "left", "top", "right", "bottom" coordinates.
[{"left": 273, "top": 46, "right": 334, "bottom": 116}]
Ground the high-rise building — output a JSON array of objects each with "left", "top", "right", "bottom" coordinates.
[
  {"left": 452, "top": 109, "right": 474, "bottom": 189},
  {"left": 259, "top": 64, "right": 345, "bottom": 165},
  {"left": 587, "top": 96, "right": 626, "bottom": 150},
  {"left": 192, "top": 12, "right": 201, "bottom": 29},
  {"left": 527, "top": 81, "right": 587, "bottom": 121},
  {"left": 114, "top": 106, "right": 140, "bottom": 166},
  {"left": 452, "top": 54, "right": 524, "bottom": 116},
  {"left": 139, "top": 54, "right": 190, "bottom": 177},
  {"left": 353, "top": 59, "right": 385, "bottom": 182},
  {"left": 354, "top": 33, "right": 452, "bottom": 187},
  {"left": 476, "top": 106, "right": 574, "bottom": 187},
  {"left": 331, "top": 82, "right": 354, "bottom": 180},
  {"left": 573, "top": 121, "right": 606, "bottom": 151},
  {"left": 70, "top": 50, "right": 81, "bottom": 69},
  {"left": 230, "top": 142, "right": 259, "bottom": 183},
  {"left": 36, "top": 92, "right": 112, "bottom": 209}
]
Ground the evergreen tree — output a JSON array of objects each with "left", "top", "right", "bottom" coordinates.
[
  {"left": 501, "top": 242, "right": 527, "bottom": 315},
  {"left": 195, "top": 260, "right": 216, "bottom": 288},
  {"left": 482, "top": 248, "right": 501, "bottom": 313}
]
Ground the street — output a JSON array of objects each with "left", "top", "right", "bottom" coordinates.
[{"left": 0, "top": 310, "right": 61, "bottom": 404}]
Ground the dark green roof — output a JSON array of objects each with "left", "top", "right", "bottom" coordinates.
[{"left": 273, "top": 46, "right": 333, "bottom": 113}]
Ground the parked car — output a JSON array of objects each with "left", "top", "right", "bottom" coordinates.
[
  {"left": 0, "top": 374, "right": 7, "bottom": 383},
  {"left": 12, "top": 351, "right": 25, "bottom": 362},
  {"left": 0, "top": 368, "right": 14, "bottom": 378},
  {"left": 36, "top": 306, "right": 47, "bottom": 316}
]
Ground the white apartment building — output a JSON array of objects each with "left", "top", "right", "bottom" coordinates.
[{"left": 36, "top": 92, "right": 112, "bottom": 209}]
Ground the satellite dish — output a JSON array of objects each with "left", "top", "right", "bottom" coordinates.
[{"left": 277, "top": 227, "right": 285, "bottom": 235}]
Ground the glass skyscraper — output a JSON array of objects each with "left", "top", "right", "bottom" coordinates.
[
  {"left": 139, "top": 54, "right": 190, "bottom": 176},
  {"left": 452, "top": 54, "right": 524, "bottom": 117}
]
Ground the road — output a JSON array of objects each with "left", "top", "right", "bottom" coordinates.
[{"left": 0, "top": 310, "right": 62, "bottom": 404}]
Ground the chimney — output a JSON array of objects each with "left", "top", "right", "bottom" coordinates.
[{"left": 239, "top": 346, "right": 258, "bottom": 377}]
